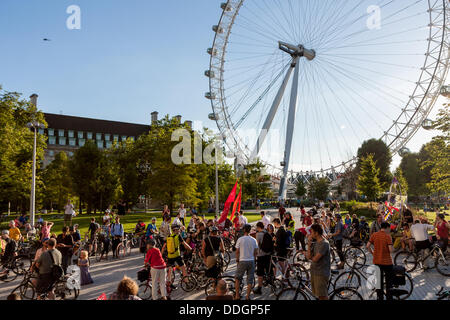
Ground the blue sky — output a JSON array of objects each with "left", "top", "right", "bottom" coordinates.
[{"left": 1, "top": 0, "right": 447, "bottom": 171}]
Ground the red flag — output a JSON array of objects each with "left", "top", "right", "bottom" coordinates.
[
  {"left": 96, "top": 293, "right": 107, "bottom": 300},
  {"left": 230, "top": 185, "right": 242, "bottom": 222},
  {"left": 218, "top": 181, "right": 238, "bottom": 224}
]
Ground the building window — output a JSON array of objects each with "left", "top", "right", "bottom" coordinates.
[
  {"left": 97, "top": 141, "right": 104, "bottom": 149},
  {"left": 113, "top": 135, "right": 119, "bottom": 141},
  {"left": 105, "top": 134, "right": 111, "bottom": 141},
  {"left": 87, "top": 132, "right": 93, "bottom": 139},
  {"left": 38, "top": 128, "right": 45, "bottom": 135},
  {"left": 49, "top": 137, "right": 56, "bottom": 145},
  {"left": 78, "top": 131, "right": 84, "bottom": 139},
  {"left": 106, "top": 141, "right": 113, "bottom": 149},
  {"left": 129, "top": 136, "right": 135, "bottom": 142},
  {"left": 58, "top": 130, "right": 65, "bottom": 137},
  {"left": 59, "top": 137, "right": 67, "bottom": 145},
  {"left": 69, "top": 138, "right": 76, "bottom": 146},
  {"left": 49, "top": 150, "right": 55, "bottom": 157},
  {"left": 96, "top": 133, "right": 102, "bottom": 140},
  {"left": 68, "top": 152, "right": 74, "bottom": 157},
  {"left": 48, "top": 129, "right": 54, "bottom": 136},
  {"left": 121, "top": 136, "right": 127, "bottom": 141},
  {"left": 68, "top": 130, "right": 74, "bottom": 138},
  {"left": 79, "top": 139, "right": 86, "bottom": 147}
]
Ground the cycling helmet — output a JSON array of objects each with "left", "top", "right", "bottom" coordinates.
[{"left": 171, "top": 224, "right": 180, "bottom": 231}]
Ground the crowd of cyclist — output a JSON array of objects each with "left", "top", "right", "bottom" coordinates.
[{"left": 0, "top": 199, "right": 448, "bottom": 300}]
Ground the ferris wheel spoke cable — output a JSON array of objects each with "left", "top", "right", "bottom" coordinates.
[
  {"left": 236, "top": 12, "right": 292, "bottom": 44},
  {"left": 317, "top": 59, "right": 391, "bottom": 135},
  {"left": 318, "top": 56, "right": 412, "bottom": 109},
  {"left": 327, "top": 39, "right": 425, "bottom": 51},
  {"left": 234, "top": 62, "right": 290, "bottom": 129}
]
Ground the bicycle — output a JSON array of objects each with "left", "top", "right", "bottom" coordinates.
[
  {"left": 137, "top": 267, "right": 175, "bottom": 300},
  {"left": 115, "top": 235, "right": 132, "bottom": 259},
  {"left": 277, "top": 270, "right": 364, "bottom": 300},
  {"left": 333, "top": 259, "right": 414, "bottom": 300},
  {"left": 436, "top": 287, "right": 450, "bottom": 300},
  {"left": 394, "top": 242, "right": 449, "bottom": 276}
]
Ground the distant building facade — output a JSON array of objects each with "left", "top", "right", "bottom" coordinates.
[{"left": 41, "top": 113, "right": 155, "bottom": 167}]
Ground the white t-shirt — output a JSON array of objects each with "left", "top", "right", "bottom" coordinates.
[
  {"left": 235, "top": 235, "right": 258, "bottom": 262},
  {"left": 239, "top": 215, "right": 248, "bottom": 227},
  {"left": 410, "top": 223, "right": 434, "bottom": 242},
  {"left": 179, "top": 208, "right": 186, "bottom": 219},
  {"left": 64, "top": 204, "right": 74, "bottom": 215},
  {"left": 261, "top": 215, "right": 271, "bottom": 228}
]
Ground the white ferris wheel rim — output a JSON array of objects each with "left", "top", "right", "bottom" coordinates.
[{"left": 207, "top": 0, "right": 450, "bottom": 179}]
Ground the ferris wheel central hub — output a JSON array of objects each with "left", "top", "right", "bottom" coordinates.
[{"left": 279, "top": 41, "right": 316, "bottom": 61}]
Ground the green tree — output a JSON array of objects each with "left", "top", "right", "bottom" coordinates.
[
  {"left": 421, "top": 104, "right": 449, "bottom": 195},
  {"left": 357, "top": 154, "right": 382, "bottom": 201},
  {"left": 357, "top": 139, "right": 392, "bottom": 189},
  {"left": 393, "top": 167, "right": 408, "bottom": 196},
  {"left": 0, "top": 88, "right": 47, "bottom": 213},
  {"left": 241, "top": 160, "right": 273, "bottom": 205},
  {"left": 295, "top": 179, "right": 307, "bottom": 199},
  {"left": 42, "top": 152, "right": 72, "bottom": 212},
  {"left": 308, "top": 177, "right": 330, "bottom": 201}
]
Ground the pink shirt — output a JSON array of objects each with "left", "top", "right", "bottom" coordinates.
[{"left": 41, "top": 225, "right": 51, "bottom": 239}]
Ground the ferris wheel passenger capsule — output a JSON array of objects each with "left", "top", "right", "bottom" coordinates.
[
  {"left": 213, "top": 25, "right": 224, "bottom": 34},
  {"left": 208, "top": 113, "right": 219, "bottom": 121},
  {"left": 221, "top": 3, "right": 233, "bottom": 11},
  {"left": 207, "top": 48, "right": 217, "bottom": 56},
  {"left": 398, "top": 147, "right": 411, "bottom": 157},
  {"left": 422, "top": 119, "right": 434, "bottom": 130},
  {"left": 205, "top": 92, "right": 216, "bottom": 100},
  {"left": 205, "top": 70, "right": 215, "bottom": 78}
]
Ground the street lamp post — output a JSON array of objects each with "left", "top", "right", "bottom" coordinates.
[
  {"left": 215, "top": 144, "right": 220, "bottom": 216},
  {"left": 27, "top": 94, "right": 44, "bottom": 227}
]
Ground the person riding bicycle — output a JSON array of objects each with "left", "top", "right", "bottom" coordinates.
[
  {"left": 145, "top": 218, "right": 158, "bottom": 240},
  {"left": 410, "top": 219, "right": 436, "bottom": 269},
  {"left": 254, "top": 222, "right": 274, "bottom": 295},
  {"left": 202, "top": 226, "right": 225, "bottom": 281},
  {"left": 35, "top": 238, "right": 62, "bottom": 300},
  {"left": 135, "top": 220, "right": 146, "bottom": 235},
  {"left": 162, "top": 225, "right": 192, "bottom": 289},
  {"left": 0, "top": 230, "right": 17, "bottom": 280}
]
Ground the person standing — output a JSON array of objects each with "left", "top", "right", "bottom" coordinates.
[
  {"left": 0, "top": 230, "right": 17, "bottom": 279},
  {"left": 254, "top": 222, "right": 273, "bottom": 295},
  {"left": 110, "top": 217, "right": 124, "bottom": 258},
  {"left": 366, "top": 222, "right": 394, "bottom": 300},
  {"left": 8, "top": 221, "right": 22, "bottom": 242},
  {"left": 117, "top": 200, "right": 126, "bottom": 216},
  {"left": 370, "top": 214, "right": 384, "bottom": 236},
  {"left": 144, "top": 239, "right": 167, "bottom": 300},
  {"left": 306, "top": 224, "right": 331, "bottom": 300},
  {"left": 64, "top": 199, "right": 75, "bottom": 227},
  {"left": 329, "top": 214, "right": 345, "bottom": 269},
  {"left": 234, "top": 224, "right": 258, "bottom": 300},
  {"left": 278, "top": 204, "right": 286, "bottom": 221},
  {"left": 436, "top": 214, "right": 449, "bottom": 252},
  {"left": 178, "top": 204, "right": 186, "bottom": 226},
  {"left": 202, "top": 226, "right": 225, "bottom": 281},
  {"left": 56, "top": 227, "right": 74, "bottom": 274},
  {"left": 260, "top": 211, "right": 271, "bottom": 229},
  {"left": 273, "top": 218, "right": 288, "bottom": 274}
]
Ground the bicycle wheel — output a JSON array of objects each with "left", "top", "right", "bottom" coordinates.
[
  {"left": 12, "top": 255, "right": 32, "bottom": 275},
  {"left": 181, "top": 275, "right": 197, "bottom": 293},
  {"left": 269, "top": 278, "right": 285, "bottom": 296},
  {"left": 0, "top": 268, "right": 18, "bottom": 282},
  {"left": 344, "top": 247, "right": 366, "bottom": 270},
  {"left": 54, "top": 280, "right": 79, "bottom": 300},
  {"left": 126, "top": 240, "right": 132, "bottom": 256},
  {"left": 392, "top": 273, "right": 414, "bottom": 300},
  {"left": 276, "top": 288, "right": 309, "bottom": 300},
  {"left": 116, "top": 243, "right": 126, "bottom": 259},
  {"left": 222, "top": 252, "right": 231, "bottom": 271},
  {"left": 394, "top": 251, "right": 417, "bottom": 273},
  {"left": 333, "top": 271, "right": 361, "bottom": 291},
  {"left": 204, "top": 279, "right": 218, "bottom": 297},
  {"left": 288, "top": 263, "right": 309, "bottom": 288},
  {"left": 222, "top": 238, "right": 232, "bottom": 252},
  {"left": 330, "top": 287, "right": 363, "bottom": 300},
  {"left": 195, "top": 271, "right": 210, "bottom": 289},
  {"left": 95, "top": 242, "right": 104, "bottom": 262},
  {"left": 138, "top": 282, "right": 152, "bottom": 300},
  {"left": 17, "top": 281, "right": 36, "bottom": 300},
  {"left": 435, "top": 252, "right": 450, "bottom": 277}
]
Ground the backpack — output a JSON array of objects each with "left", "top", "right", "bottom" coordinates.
[
  {"left": 166, "top": 235, "right": 180, "bottom": 257},
  {"left": 260, "top": 232, "right": 274, "bottom": 253},
  {"left": 48, "top": 250, "right": 64, "bottom": 281}
]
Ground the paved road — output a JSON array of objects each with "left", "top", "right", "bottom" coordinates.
[{"left": 1, "top": 209, "right": 448, "bottom": 300}]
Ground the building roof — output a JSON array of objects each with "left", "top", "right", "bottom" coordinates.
[{"left": 44, "top": 113, "right": 151, "bottom": 136}]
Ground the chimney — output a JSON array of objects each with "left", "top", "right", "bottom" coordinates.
[
  {"left": 30, "top": 94, "right": 38, "bottom": 106},
  {"left": 151, "top": 111, "right": 158, "bottom": 124},
  {"left": 185, "top": 120, "right": 193, "bottom": 129},
  {"left": 174, "top": 115, "right": 182, "bottom": 123}
]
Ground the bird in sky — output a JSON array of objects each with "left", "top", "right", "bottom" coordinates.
[{"left": 43, "top": 38, "right": 51, "bottom": 41}]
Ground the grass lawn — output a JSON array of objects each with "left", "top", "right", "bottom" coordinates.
[{"left": 0, "top": 211, "right": 262, "bottom": 239}]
